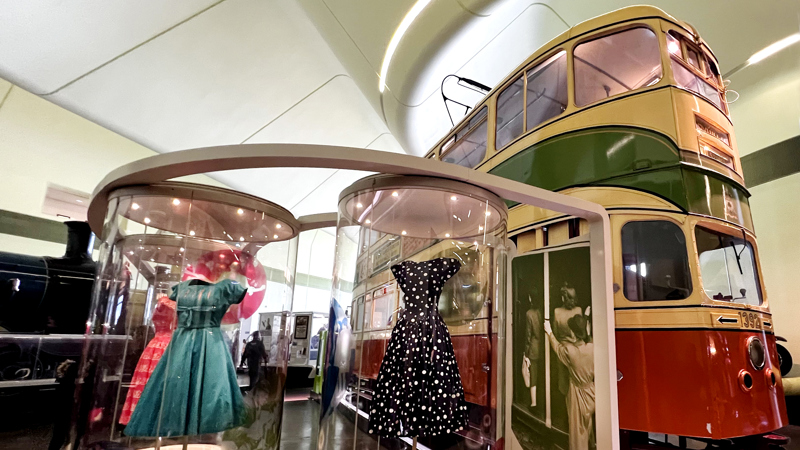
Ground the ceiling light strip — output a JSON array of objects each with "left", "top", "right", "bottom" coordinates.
[{"left": 379, "top": 0, "right": 433, "bottom": 93}]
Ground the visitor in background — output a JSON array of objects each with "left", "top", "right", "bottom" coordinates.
[{"left": 242, "top": 331, "right": 268, "bottom": 393}]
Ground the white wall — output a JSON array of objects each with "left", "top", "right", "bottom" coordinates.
[{"left": 0, "top": 78, "right": 225, "bottom": 256}]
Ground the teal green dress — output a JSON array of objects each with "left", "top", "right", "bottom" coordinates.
[{"left": 125, "top": 279, "right": 247, "bottom": 437}]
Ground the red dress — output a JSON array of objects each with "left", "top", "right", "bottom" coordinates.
[{"left": 119, "top": 295, "right": 176, "bottom": 424}]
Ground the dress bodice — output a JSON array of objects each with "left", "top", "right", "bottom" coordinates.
[
  {"left": 391, "top": 258, "right": 460, "bottom": 313},
  {"left": 169, "top": 279, "right": 247, "bottom": 329},
  {"left": 151, "top": 295, "right": 177, "bottom": 335}
]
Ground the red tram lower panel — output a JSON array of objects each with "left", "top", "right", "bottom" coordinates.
[
  {"left": 616, "top": 328, "right": 787, "bottom": 439},
  {"left": 354, "top": 334, "right": 497, "bottom": 407}
]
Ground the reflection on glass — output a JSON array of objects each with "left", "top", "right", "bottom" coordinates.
[
  {"left": 442, "top": 107, "right": 489, "bottom": 169},
  {"left": 70, "top": 186, "right": 298, "bottom": 450},
  {"left": 574, "top": 27, "right": 662, "bottom": 107},
  {"left": 695, "top": 226, "right": 762, "bottom": 305},
  {"left": 321, "top": 177, "right": 507, "bottom": 450},
  {"left": 496, "top": 77, "right": 525, "bottom": 149},
  {"left": 671, "top": 59, "right": 725, "bottom": 110},
  {"left": 621, "top": 221, "right": 692, "bottom": 301},
  {"left": 526, "top": 51, "right": 568, "bottom": 130}
]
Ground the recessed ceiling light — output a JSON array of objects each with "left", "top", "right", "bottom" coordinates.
[
  {"left": 356, "top": 203, "right": 363, "bottom": 208},
  {"left": 445, "top": 233, "right": 450, "bottom": 238},
  {"left": 189, "top": 230, "right": 195, "bottom": 236},
  {"left": 392, "top": 191, "right": 399, "bottom": 197},
  {"left": 401, "top": 231, "right": 407, "bottom": 235},
  {"left": 131, "top": 203, "right": 140, "bottom": 210},
  {"left": 450, "top": 196, "right": 457, "bottom": 201},
  {"left": 144, "top": 217, "right": 151, "bottom": 224},
  {"left": 237, "top": 208, "right": 244, "bottom": 215},
  {"left": 179, "top": 248, "right": 184, "bottom": 252},
  {"left": 172, "top": 199, "right": 181, "bottom": 206},
  {"left": 273, "top": 234, "right": 279, "bottom": 239},
  {"left": 276, "top": 224, "right": 282, "bottom": 229},
  {"left": 239, "top": 237, "right": 245, "bottom": 242},
  {"left": 365, "top": 219, "right": 371, "bottom": 224},
  {"left": 485, "top": 211, "right": 491, "bottom": 216},
  {"left": 479, "top": 226, "right": 484, "bottom": 231}
]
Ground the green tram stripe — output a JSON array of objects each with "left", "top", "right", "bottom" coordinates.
[{"left": 489, "top": 127, "right": 753, "bottom": 230}]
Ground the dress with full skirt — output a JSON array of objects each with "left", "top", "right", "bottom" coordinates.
[
  {"left": 125, "top": 279, "right": 247, "bottom": 437},
  {"left": 368, "top": 258, "right": 468, "bottom": 438},
  {"left": 119, "top": 294, "right": 176, "bottom": 425}
]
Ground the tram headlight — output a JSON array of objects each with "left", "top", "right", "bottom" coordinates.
[{"left": 748, "top": 337, "right": 766, "bottom": 370}]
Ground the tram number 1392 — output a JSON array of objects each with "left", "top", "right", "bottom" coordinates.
[{"left": 740, "top": 312, "right": 761, "bottom": 329}]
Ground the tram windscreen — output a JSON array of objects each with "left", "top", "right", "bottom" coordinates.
[{"left": 695, "top": 226, "right": 762, "bottom": 306}]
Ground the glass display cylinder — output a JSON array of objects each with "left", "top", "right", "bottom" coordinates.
[
  {"left": 320, "top": 175, "right": 508, "bottom": 450},
  {"left": 70, "top": 183, "right": 299, "bottom": 450}
]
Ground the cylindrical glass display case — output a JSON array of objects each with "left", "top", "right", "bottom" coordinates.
[
  {"left": 70, "top": 183, "right": 299, "bottom": 450},
  {"left": 319, "top": 175, "right": 508, "bottom": 450}
]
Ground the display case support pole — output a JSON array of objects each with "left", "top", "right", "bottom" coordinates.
[{"left": 412, "top": 436, "right": 417, "bottom": 449}]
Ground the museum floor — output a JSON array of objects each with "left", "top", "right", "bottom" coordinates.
[{"left": 3, "top": 387, "right": 800, "bottom": 450}]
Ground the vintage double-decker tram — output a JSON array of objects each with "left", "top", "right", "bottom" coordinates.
[
  {"left": 423, "top": 5, "right": 787, "bottom": 448},
  {"left": 347, "top": 225, "right": 501, "bottom": 444}
]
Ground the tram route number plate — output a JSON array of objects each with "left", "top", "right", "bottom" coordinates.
[{"left": 739, "top": 311, "right": 761, "bottom": 329}]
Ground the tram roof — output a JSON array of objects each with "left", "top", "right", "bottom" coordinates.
[{"left": 428, "top": 5, "right": 717, "bottom": 156}]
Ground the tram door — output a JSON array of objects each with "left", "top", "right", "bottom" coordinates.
[{"left": 509, "top": 243, "right": 593, "bottom": 450}]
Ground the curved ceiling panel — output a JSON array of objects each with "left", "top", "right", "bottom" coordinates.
[
  {"left": 0, "top": 0, "right": 221, "bottom": 94},
  {"left": 303, "top": 0, "right": 800, "bottom": 157}
]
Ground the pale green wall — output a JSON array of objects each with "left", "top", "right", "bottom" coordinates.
[
  {"left": 728, "top": 49, "right": 800, "bottom": 375},
  {"left": 0, "top": 78, "right": 225, "bottom": 257}
]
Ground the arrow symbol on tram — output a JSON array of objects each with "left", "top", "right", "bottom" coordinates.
[{"left": 717, "top": 316, "right": 738, "bottom": 324}]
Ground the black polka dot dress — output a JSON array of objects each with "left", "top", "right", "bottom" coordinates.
[{"left": 368, "top": 257, "right": 468, "bottom": 438}]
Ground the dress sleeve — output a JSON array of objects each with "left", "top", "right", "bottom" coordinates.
[
  {"left": 440, "top": 258, "right": 461, "bottom": 283},
  {"left": 390, "top": 263, "right": 406, "bottom": 283},
  {"left": 223, "top": 279, "right": 248, "bottom": 305},
  {"left": 168, "top": 283, "right": 179, "bottom": 301}
]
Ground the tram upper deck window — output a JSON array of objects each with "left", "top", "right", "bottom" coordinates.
[
  {"left": 574, "top": 27, "right": 662, "bottom": 107},
  {"left": 667, "top": 31, "right": 726, "bottom": 112},
  {"left": 695, "top": 226, "right": 762, "bottom": 306},
  {"left": 621, "top": 221, "right": 692, "bottom": 301},
  {"left": 441, "top": 107, "right": 489, "bottom": 168},
  {"left": 526, "top": 51, "right": 567, "bottom": 130},
  {"left": 496, "top": 76, "right": 524, "bottom": 149},
  {"left": 354, "top": 297, "right": 365, "bottom": 331}
]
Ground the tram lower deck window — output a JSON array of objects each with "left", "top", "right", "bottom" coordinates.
[{"left": 621, "top": 221, "right": 692, "bottom": 301}]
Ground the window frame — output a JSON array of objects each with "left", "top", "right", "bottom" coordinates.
[
  {"left": 665, "top": 29, "right": 728, "bottom": 114},
  {"left": 440, "top": 106, "right": 489, "bottom": 168},
  {"left": 493, "top": 49, "right": 569, "bottom": 152},
  {"left": 571, "top": 25, "right": 664, "bottom": 108},
  {"left": 524, "top": 50, "right": 569, "bottom": 133},
  {"left": 619, "top": 218, "right": 694, "bottom": 302},
  {"left": 691, "top": 220, "right": 765, "bottom": 307}
]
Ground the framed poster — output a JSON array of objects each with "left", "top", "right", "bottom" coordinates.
[
  {"left": 294, "top": 314, "right": 310, "bottom": 340},
  {"left": 508, "top": 243, "right": 600, "bottom": 450}
]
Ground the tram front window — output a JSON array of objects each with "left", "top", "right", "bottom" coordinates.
[
  {"left": 695, "top": 226, "right": 762, "bottom": 306},
  {"left": 574, "top": 27, "right": 662, "bottom": 107}
]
